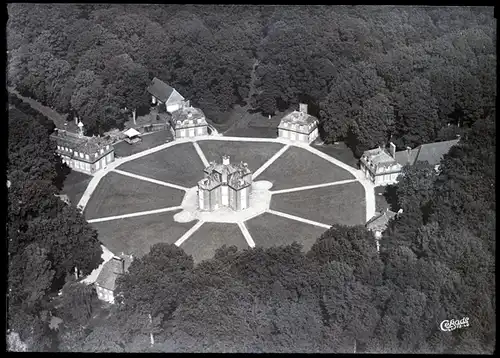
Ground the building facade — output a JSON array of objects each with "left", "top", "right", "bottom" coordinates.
[
  {"left": 360, "top": 143, "right": 402, "bottom": 186},
  {"left": 147, "top": 77, "right": 185, "bottom": 113},
  {"left": 95, "top": 254, "right": 133, "bottom": 304},
  {"left": 277, "top": 103, "right": 319, "bottom": 144},
  {"left": 50, "top": 123, "right": 115, "bottom": 175},
  {"left": 198, "top": 156, "right": 252, "bottom": 212},
  {"left": 169, "top": 101, "right": 209, "bottom": 139},
  {"left": 361, "top": 139, "right": 461, "bottom": 186}
]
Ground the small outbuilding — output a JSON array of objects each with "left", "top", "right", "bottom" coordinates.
[
  {"left": 123, "top": 128, "right": 142, "bottom": 144},
  {"left": 94, "top": 254, "right": 133, "bottom": 304}
]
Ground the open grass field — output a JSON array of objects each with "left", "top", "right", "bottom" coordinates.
[
  {"left": 311, "top": 141, "right": 359, "bottom": 169},
  {"left": 84, "top": 171, "right": 184, "bottom": 220},
  {"left": 114, "top": 130, "right": 173, "bottom": 158},
  {"left": 62, "top": 170, "right": 92, "bottom": 206},
  {"left": 245, "top": 212, "right": 327, "bottom": 252},
  {"left": 224, "top": 126, "right": 278, "bottom": 138},
  {"left": 180, "top": 222, "right": 248, "bottom": 264},
  {"left": 117, "top": 142, "right": 205, "bottom": 187},
  {"left": 90, "top": 210, "right": 197, "bottom": 257},
  {"left": 197, "top": 140, "right": 284, "bottom": 172},
  {"left": 257, "top": 146, "right": 355, "bottom": 190},
  {"left": 270, "top": 181, "right": 366, "bottom": 226}
]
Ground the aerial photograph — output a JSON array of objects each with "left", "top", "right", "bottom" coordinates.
[{"left": 6, "top": 4, "right": 496, "bottom": 353}]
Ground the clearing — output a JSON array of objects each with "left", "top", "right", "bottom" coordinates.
[
  {"left": 117, "top": 142, "right": 205, "bottom": 188},
  {"left": 180, "top": 222, "right": 248, "bottom": 264},
  {"left": 270, "top": 181, "right": 366, "bottom": 227},
  {"left": 90, "top": 210, "right": 197, "bottom": 257},
  {"left": 257, "top": 146, "right": 355, "bottom": 190},
  {"left": 197, "top": 140, "right": 284, "bottom": 172},
  {"left": 84, "top": 171, "right": 184, "bottom": 220},
  {"left": 245, "top": 212, "right": 327, "bottom": 252},
  {"left": 311, "top": 141, "right": 359, "bottom": 168}
]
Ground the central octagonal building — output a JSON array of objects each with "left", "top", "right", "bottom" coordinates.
[{"left": 198, "top": 155, "right": 252, "bottom": 212}]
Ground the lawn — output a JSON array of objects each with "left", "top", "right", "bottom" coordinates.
[
  {"left": 197, "top": 140, "right": 284, "bottom": 173},
  {"left": 179, "top": 222, "right": 248, "bottom": 264},
  {"left": 61, "top": 170, "right": 92, "bottom": 206},
  {"left": 117, "top": 142, "right": 205, "bottom": 187},
  {"left": 311, "top": 141, "right": 359, "bottom": 169},
  {"left": 245, "top": 212, "right": 327, "bottom": 252},
  {"left": 224, "top": 126, "right": 278, "bottom": 138},
  {"left": 84, "top": 171, "right": 184, "bottom": 220},
  {"left": 90, "top": 210, "right": 197, "bottom": 257},
  {"left": 257, "top": 146, "right": 355, "bottom": 190},
  {"left": 114, "top": 130, "right": 173, "bottom": 158},
  {"left": 270, "top": 181, "right": 366, "bottom": 226}
]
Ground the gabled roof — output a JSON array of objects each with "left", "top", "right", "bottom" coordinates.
[
  {"left": 123, "top": 128, "right": 141, "bottom": 138},
  {"left": 147, "top": 77, "right": 175, "bottom": 103},
  {"left": 366, "top": 209, "right": 398, "bottom": 232},
  {"left": 394, "top": 139, "right": 459, "bottom": 167}
]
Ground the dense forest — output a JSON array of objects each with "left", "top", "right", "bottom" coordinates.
[
  {"left": 7, "top": 4, "right": 496, "bottom": 353},
  {"left": 7, "top": 5, "right": 496, "bottom": 155}
]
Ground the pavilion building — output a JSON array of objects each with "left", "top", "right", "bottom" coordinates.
[
  {"left": 169, "top": 100, "right": 209, "bottom": 139},
  {"left": 50, "top": 122, "right": 115, "bottom": 175},
  {"left": 198, "top": 155, "right": 252, "bottom": 212},
  {"left": 360, "top": 138, "right": 460, "bottom": 186},
  {"left": 277, "top": 103, "right": 319, "bottom": 144}
]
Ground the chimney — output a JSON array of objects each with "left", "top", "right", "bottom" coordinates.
[
  {"left": 456, "top": 134, "right": 461, "bottom": 140},
  {"left": 222, "top": 155, "right": 230, "bottom": 165},
  {"left": 299, "top": 103, "right": 308, "bottom": 114},
  {"left": 74, "top": 116, "right": 78, "bottom": 125},
  {"left": 406, "top": 146, "right": 411, "bottom": 155},
  {"left": 185, "top": 100, "right": 190, "bottom": 108},
  {"left": 389, "top": 142, "right": 396, "bottom": 158}
]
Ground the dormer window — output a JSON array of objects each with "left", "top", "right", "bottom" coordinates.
[{"left": 85, "top": 154, "right": 89, "bottom": 160}]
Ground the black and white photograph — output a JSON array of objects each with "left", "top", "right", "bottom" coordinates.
[{"left": 6, "top": 4, "right": 496, "bottom": 353}]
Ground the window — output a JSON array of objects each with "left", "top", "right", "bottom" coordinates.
[
  {"left": 85, "top": 154, "right": 89, "bottom": 160},
  {"left": 57, "top": 145, "right": 61, "bottom": 150}
]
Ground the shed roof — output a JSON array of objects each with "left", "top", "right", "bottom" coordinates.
[{"left": 147, "top": 77, "right": 175, "bottom": 103}]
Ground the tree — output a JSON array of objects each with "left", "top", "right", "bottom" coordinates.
[
  {"left": 394, "top": 161, "right": 437, "bottom": 217},
  {"left": 308, "top": 225, "right": 383, "bottom": 285},
  {"left": 9, "top": 244, "right": 55, "bottom": 312},
  {"left": 60, "top": 280, "right": 97, "bottom": 327}
]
